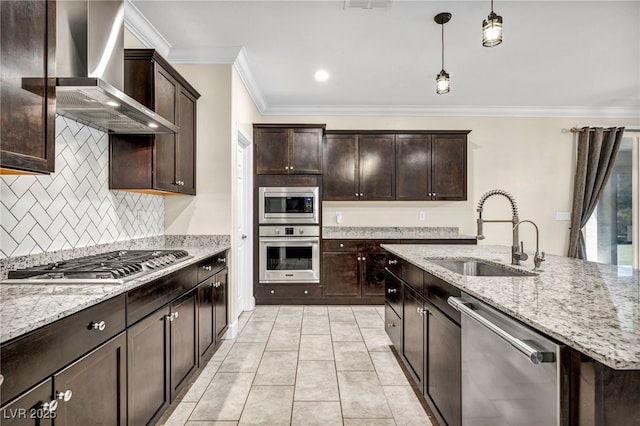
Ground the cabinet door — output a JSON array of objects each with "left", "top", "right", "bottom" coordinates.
[
  {"left": 396, "top": 134, "right": 432, "bottom": 200},
  {"left": 176, "top": 87, "right": 197, "bottom": 194},
  {"left": 0, "top": 0, "right": 55, "bottom": 174},
  {"left": 53, "top": 333, "right": 127, "bottom": 426},
  {"left": 426, "top": 303, "right": 461, "bottom": 426},
  {"left": 431, "top": 134, "right": 467, "bottom": 200},
  {"left": 362, "top": 252, "right": 387, "bottom": 297},
  {"left": 384, "top": 303, "right": 402, "bottom": 353},
  {"left": 214, "top": 269, "right": 228, "bottom": 342},
  {"left": 0, "top": 379, "right": 53, "bottom": 426},
  {"left": 358, "top": 134, "right": 395, "bottom": 200},
  {"left": 323, "top": 134, "right": 358, "bottom": 200},
  {"left": 154, "top": 66, "right": 178, "bottom": 192},
  {"left": 255, "top": 128, "right": 289, "bottom": 174},
  {"left": 128, "top": 306, "right": 170, "bottom": 426},
  {"left": 170, "top": 290, "right": 198, "bottom": 401},
  {"left": 290, "top": 128, "right": 322, "bottom": 174},
  {"left": 198, "top": 278, "right": 215, "bottom": 363},
  {"left": 403, "top": 286, "right": 425, "bottom": 388},
  {"left": 322, "top": 251, "right": 361, "bottom": 297}
]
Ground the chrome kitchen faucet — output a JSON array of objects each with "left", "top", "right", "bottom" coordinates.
[
  {"left": 513, "top": 220, "right": 546, "bottom": 271},
  {"left": 476, "top": 189, "right": 522, "bottom": 265}
]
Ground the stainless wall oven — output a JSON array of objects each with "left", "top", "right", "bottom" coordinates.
[
  {"left": 259, "top": 226, "right": 320, "bottom": 283},
  {"left": 258, "top": 187, "right": 319, "bottom": 224}
]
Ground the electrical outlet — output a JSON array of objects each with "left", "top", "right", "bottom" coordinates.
[
  {"left": 336, "top": 211, "right": 342, "bottom": 224},
  {"left": 555, "top": 211, "right": 571, "bottom": 221},
  {"left": 419, "top": 211, "right": 426, "bottom": 221}
]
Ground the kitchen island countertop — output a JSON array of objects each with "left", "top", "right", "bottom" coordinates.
[
  {"left": 0, "top": 238, "right": 230, "bottom": 343},
  {"left": 323, "top": 226, "right": 476, "bottom": 240},
  {"left": 381, "top": 244, "right": 640, "bottom": 370}
]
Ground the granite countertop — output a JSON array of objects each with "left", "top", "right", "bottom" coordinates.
[
  {"left": 381, "top": 244, "right": 640, "bottom": 370},
  {"left": 323, "top": 226, "right": 476, "bottom": 240},
  {"left": 0, "top": 236, "right": 231, "bottom": 344}
]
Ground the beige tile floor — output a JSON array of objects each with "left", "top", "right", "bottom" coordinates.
[{"left": 160, "top": 305, "right": 434, "bottom": 426}]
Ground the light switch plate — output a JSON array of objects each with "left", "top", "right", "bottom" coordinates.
[
  {"left": 336, "top": 211, "right": 342, "bottom": 224},
  {"left": 555, "top": 211, "right": 571, "bottom": 221},
  {"left": 419, "top": 211, "right": 426, "bottom": 221}
]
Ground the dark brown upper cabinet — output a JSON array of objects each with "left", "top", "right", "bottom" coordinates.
[
  {"left": 254, "top": 124, "right": 325, "bottom": 174},
  {"left": 396, "top": 132, "right": 468, "bottom": 201},
  {"left": 0, "top": 0, "right": 56, "bottom": 174},
  {"left": 109, "top": 49, "right": 200, "bottom": 195},
  {"left": 324, "top": 132, "right": 396, "bottom": 201}
]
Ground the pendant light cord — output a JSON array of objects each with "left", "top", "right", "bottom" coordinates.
[{"left": 441, "top": 22, "right": 445, "bottom": 70}]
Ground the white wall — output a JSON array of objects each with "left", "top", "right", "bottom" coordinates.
[{"left": 261, "top": 115, "right": 639, "bottom": 256}]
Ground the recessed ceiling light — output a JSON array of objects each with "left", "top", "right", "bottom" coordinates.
[{"left": 314, "top": 70, "right": 330, "bottom": 82}]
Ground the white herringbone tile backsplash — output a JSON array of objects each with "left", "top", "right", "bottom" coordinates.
[{"left": 0, "top": 116, "right": 164, "bottom": 258}]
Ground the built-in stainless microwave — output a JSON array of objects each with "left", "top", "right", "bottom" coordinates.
[{"left": 258, "top": 187, "right": 319, "bottom": 224}]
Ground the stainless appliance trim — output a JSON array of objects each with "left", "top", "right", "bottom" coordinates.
[
  {"left": 448, "top": 297, "right": 555, "bottom": 364},
  {"left": 258, "top": 187, "right": 319, "bottom": 224},
  {"left": 258, "top": 225, "right": 320, "bottom": 283}
]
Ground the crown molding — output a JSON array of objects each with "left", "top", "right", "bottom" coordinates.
[
  {"left": 168, "top": 46, "right": 243, "bottom": 64},
  {"left": 233, "top": 48, "right": 268, "bottom": 114},
  {"left": 262, "top": 104, "right": 640, "bottom": 118},
  {"left": 124, "top": 0, "right": 171, "bottom": 58}
]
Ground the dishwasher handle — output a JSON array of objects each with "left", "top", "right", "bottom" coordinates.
[{"left": 448, "top": 297, "right": 555, "bottom": 365}]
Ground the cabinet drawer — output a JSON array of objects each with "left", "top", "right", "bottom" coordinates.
[
  {"left": 387, "top": 257, "right": 424, "bottom": 295},
  {"left": 385, "top": 303, "right": 402, "bottom": 352},
  {"left": 385, "top": 270, "right": 403, "bottom": 317},
  {"left": 322, "top": 240, "right": 358, "bottom": 252},
  {"left": 256, "top": 285, "right": 322, "bottom": 299},
  {"left": 0, "top": 294, "right": 126, "bottom": 406},
  {"left": 127, "top": 265, "right": 198, "bottom": 325},
  {"left": 197, "top": 251, "right": 227, "bottom": 283},
  {"left": 424, "top": 271, "right": 461, "bottom": 324}
]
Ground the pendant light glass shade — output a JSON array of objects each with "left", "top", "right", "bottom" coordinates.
[
  {"left": 482, "top": 1, "right": 503, "bottom": 47},
  {"left": 436, "top": 70, "right": 450, "bottom": 94},
  {"left": 434, "top": 12, "right": 451, "bottom": 95}
]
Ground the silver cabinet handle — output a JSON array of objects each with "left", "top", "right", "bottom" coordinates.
[
  {"left": 417, "top": 307, "right": 430, "bottom": 316},
  {"left": 360, "top": 193, "right": 364, "bottom": 197},
  {"left": 57, "top": 390, "right": 73, "bottom": 402},
  {"left": 42, "top": 400, "right": 58, "bottom": 413},
  {"left": 202, "top": 265, "right": 212, "bottom": 271},
  {"left": 387, "top": 288, "right": 397, "bottom": 294},
  {"left": 387, "top": 323, "right": 396, "bottom": 328},
  {"left": 218, "top": 257, "right": 227, "bottom": 263},
  {"left": 290, "top": 167, "right": 293, "bottom": 171},
  {"left": 166, "top": 313, "right": 176, "bottom": 322},
  {"left": 174, "top": 311, "right": 179, "bottom": 319},
  {"left": 361, "top": 256, "right": 366, "bottom": 261},
  {"left": 339, "top": 243, "right": 344, "bottom": 248},
  {"left": 0, "top": 373, "right": 3, "bottom": 386},
  {"left": 448, "top": 297, "right": 555, "bottom": 365},
  {"left": 270, "top": 290, "right": 275, "bottom": 294},
  {"left": 388, "top": 260, "right": 398, "bottom": 265},
  {"left": 357, "top": 256, "right": 361, "bottom": 261},
  {"left": 91, "top": 321, "right": 106, "bottom": 331},
  {"left": 285, "top": 166, "right": 289, "bottom": 170},
  {"left": 304, "top": 290, "right": 309, "bottom": 294},
  {"left": 355, "top": 193, "right": 359, "bottom": 197}
]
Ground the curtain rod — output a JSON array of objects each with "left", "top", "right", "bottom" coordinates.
[{"left": 569, "top": 125, "right": 640, "bottom": 133}]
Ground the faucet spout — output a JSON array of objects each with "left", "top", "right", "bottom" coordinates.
[
  {"left": 476, "top": 189, "right": 521, "bottom": 265},
  {"left": 513, "top": 220, "right": 546, "bottom": 271}
]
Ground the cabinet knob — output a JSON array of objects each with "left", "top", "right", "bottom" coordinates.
[
  {"left": 360, "top": 193, "right": 364, "bottom": 197},
  {"left": 388, "top": 260, "right": 398, "bottom": 265},
  {"left": 42, "top": 400, "right": 58, "bottom": 413},
  {"left": 304, "top": 290, "right": 309, "bottom": 294},
  {"left": 270, "top": 290, "right": 275, "bottom": 294},
  {"left": 361, "top": 256, "right": 366, "bottom": 261},
  {"left": 174, "top": 311, "right": 179, "bottom": 319},
  {"left": 90, "top": 320, "right": 106, "bottom": 331},
  {"left": 339, "top": 243, "right": 344, "bottom": 248},
  {"left": 285, "top": 166, "right": 289, "bottom": 170},
  {"left": 387, "top": 323, "right": 396, "bottom": 328},
  {"left": 387, "top": 288, "right": 397, "bottom": 294},
  {"left": 355, "top": 193, "right": 359, "bottom": 197},
  {"left": 166, "top": 313, "right": 176, "bottom": 322},
  {"left": 218, "top": 257, "right": 227, "bottom": 263},
  {"left": 202, "top": 265, "right": 212, "bottom": 271},
  {"left": 57, "top": 390, "right": 73, "bottom": 402}
]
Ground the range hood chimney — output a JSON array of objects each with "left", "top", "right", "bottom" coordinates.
[{"left": 55, "top": 0, "right": 178, "bottom": 134}]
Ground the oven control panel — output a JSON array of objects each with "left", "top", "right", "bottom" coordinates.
[{"left": 259, "top": 225, "right": 320, "bottom": 237}]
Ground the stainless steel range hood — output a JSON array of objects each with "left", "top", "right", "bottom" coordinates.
[{"left": 55, "top": 0, "right": 178, "bottom": 134}]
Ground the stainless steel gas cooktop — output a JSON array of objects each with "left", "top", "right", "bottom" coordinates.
[{"left": 3, "top": 250, "right": 192, "bottom": 285}]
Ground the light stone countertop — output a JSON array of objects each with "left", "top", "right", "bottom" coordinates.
[
  {"left": 381, "top": 244, "right": 640, "bottom": 370},
  {"left": 323, "top": 226, "right": 476, "bottom": 240},
  {"left": 0, "top": 236, "right": 231, "bottom": 343}
]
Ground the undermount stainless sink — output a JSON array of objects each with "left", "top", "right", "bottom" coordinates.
[{"left": 427, "top": 258, "right": 537, "bottom": 277}]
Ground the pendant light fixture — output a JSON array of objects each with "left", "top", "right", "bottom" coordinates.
[
  {"left": 434, "top": 12, "right": 451, "bottom": 95},
  {"left": 482, "top": 0, "right": 503, "bottom": 47}
]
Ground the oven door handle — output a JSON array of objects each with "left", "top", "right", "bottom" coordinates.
[{"left": 259, "top": 237, "right": 319, "bottom": 243}]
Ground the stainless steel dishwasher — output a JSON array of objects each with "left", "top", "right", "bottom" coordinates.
[{"left": 448, "top": 294, "right": 564, "bottom": 426}]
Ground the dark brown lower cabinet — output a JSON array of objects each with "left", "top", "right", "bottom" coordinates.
[
  {"left": 363, "top": 253, "right": 387, "bottom": 297},
  {"left": 384, "top": 302, "right": 402, "bottom": 353},
  {"left": 198, "top": 277, "right": 215, "bottom": 362},
  {"left": 54, "top": 333, "right": 127, "bottom": 425},
  {"left": 170, "top": 290, "right": 198, "bottom": 401},
  {"left": 426, "top": 301, "right": 461, "bottom": 426},
  {"left": 128, "top": 306, "right": 170, "bottom": 426},
  {"left": 322, "top": 251, "right": 360, "bottom": 298},
  {"left": 0, "top": 379, "right": 53, "bottom": 426},
  {"left": 213, "top": 269, "right": 229, "bottom": 342},
  {"left": 402, "top": 285, "right": 425, "bottom": 388}
]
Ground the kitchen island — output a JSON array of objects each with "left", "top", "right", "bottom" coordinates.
[{"left": 382, "top": 243, "right": 640, "bottom": 425}]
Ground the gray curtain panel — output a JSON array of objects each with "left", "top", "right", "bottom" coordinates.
[{"left": 567, "top": 126, "right": 625, "bottom": 259}]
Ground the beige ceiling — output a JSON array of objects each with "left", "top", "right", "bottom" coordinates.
[{"left": 129, "top": 1, "right": 640, "bottom": 117}]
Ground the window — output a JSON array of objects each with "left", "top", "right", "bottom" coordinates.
[{"left": 585, "top": 131, "right": 639, "bottom": 268}]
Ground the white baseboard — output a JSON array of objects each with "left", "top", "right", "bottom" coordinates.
[{"left": 224, "top": 320, "right": 238, "bottom": 339}]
